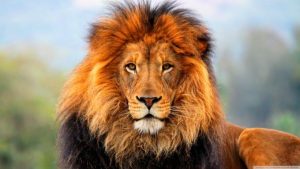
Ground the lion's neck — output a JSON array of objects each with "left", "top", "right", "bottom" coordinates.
[
  {"left": 59, "top": 115, "right": 227, "bottom": 169},
  {"left": 119, "top": 134, "right": 223, "bottom": 169}
]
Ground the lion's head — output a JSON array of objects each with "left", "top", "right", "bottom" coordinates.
[{"left": 58, "top": 1, "right": 224, "bottom": 165}]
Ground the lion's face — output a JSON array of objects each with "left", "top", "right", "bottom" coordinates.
[{"left": 118, "top": 42, "right": 181, "bottom": 134}]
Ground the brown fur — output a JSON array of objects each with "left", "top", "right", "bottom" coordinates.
[
  {"left": 57, "top": 1, "right": 300, "bottom": 168},
  {"left": 238, "top": 128, "right": 300, "bottom": 167}
]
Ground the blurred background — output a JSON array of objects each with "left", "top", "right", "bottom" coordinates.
[{"left": 0, "top": 0, "right": 299, "bottom": 168}]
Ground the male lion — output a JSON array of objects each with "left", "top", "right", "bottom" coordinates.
[{"left": 57, "top": 1, "right": 300, "bottom": 169}]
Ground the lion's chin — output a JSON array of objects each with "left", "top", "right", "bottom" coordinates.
[{"left": 133, "top": 118, "right": 165, "bottom": 135}]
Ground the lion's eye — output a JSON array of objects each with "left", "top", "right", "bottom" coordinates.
[
  {"left": 162, "top": 63, "right": 173, "bottom": 73},
  {"left": 125, "top": 63, "right": 136, "bottom": 73}
]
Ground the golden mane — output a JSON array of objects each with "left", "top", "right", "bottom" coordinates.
[{"left": 57, "top": 1, "right": 224, "bottom": 165}]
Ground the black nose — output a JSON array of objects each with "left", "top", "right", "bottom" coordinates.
[{"left": 136, "top": 96, "right": 162, "bottom": 110}]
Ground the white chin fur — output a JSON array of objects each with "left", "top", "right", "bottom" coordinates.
[{"left": 134, "top": 118, "right": 164, "bottom": 134}]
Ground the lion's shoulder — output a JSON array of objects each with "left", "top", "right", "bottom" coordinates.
[{"left": 237, "top": 128, "right": 300, "bottom": 168}]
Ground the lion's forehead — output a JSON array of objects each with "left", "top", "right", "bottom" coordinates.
[{"left": 122, "top": 42, "right": 175, "bottom": 64}]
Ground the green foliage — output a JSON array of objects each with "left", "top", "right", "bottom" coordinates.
[
  {"left": 271, "top": 112, "right": 300, "bottom": 136},
  {"left": 0, "top": 51, "right": 64, "bottom": 169}
]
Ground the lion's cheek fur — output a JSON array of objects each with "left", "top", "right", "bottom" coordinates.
[{"left": 177, "top": 58, "right": 223, "bottom": 132}]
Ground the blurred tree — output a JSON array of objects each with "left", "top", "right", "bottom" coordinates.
[
  {"left": 219, "top": 27, "right": 300, "bottom": 136},
  {"left": 0, "top": 50, "right": 64, "bottom": 169}
]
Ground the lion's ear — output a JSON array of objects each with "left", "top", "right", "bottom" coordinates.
[
  {"left": 192, "top": 25, "right": 211, "bottom": 58},
  {"left": 197, "top": 35, "right": 210, "bottom": 55},
  {"left": 196, "top": 32, "right": 211, "bottom": 58}
]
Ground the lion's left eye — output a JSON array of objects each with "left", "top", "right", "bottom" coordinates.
[
  {"left": 125, "top": 63, "right": 136, "bottom": 74},
  {"left": 162, "top": 63, "right": 174, "bottom": 72}
]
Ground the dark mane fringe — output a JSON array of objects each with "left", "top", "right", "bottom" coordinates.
[
  {"left": 58, "top": 115, "right": 223, "bottom": 169},
  {"left": 107, "top": 1, "right": 199, "bottom": 32}
]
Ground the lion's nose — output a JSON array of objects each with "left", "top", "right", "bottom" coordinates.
[{"left": 136, "top": 96, "right": 162, "bottom": 110}]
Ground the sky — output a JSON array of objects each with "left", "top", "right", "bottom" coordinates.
[{"left": 1, "top": 0, "right": 300, "bottom": 71}]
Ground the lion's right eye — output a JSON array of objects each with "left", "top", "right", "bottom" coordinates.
[
  {"left": 125, "top": 63, "right": 136, "bottom": 74},
  {"left": 162, "top": 63, "right": 174, "bottom": 73}
]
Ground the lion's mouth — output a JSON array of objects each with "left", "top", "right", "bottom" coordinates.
[{"left": 134, "top": 114, "right": 165, "bottom": 121}]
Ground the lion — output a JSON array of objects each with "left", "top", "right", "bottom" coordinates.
[{"left": 57, "top": 1, "right": 300, "bottom": 169}]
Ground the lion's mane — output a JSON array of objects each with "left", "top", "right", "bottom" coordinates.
[{"left": 58, "top": 1, "right": 225, "bottom": 167}]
